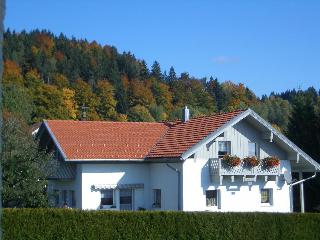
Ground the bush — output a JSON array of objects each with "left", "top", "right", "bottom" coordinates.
[{"left": 3, "top": 209, "right": 320, "bottom": 240}]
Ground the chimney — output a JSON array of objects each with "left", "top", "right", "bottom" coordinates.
[{"left": 182, "top": 106, "right": 190, "bottom": 122}]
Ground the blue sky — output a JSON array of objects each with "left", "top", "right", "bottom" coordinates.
[{"left": 4, "top": 0, "right": 320, "bottom": 96}]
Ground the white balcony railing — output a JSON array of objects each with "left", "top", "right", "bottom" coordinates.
[{"left": 209, "top": 158, "right": 280, "bottom": 177}]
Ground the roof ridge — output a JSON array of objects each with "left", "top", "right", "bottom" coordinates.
[
  {"left": 187, "top": 108, "right": 247, "bottom": 121},
  {"left": 46, "top": 119, "right": 167, "bottom": 125}
]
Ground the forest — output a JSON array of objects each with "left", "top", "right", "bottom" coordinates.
[{"left": 2, "top": 29, "right": 320, "bottom": 210}]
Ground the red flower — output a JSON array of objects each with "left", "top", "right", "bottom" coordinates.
[
  {"left": 243, "top": 156, "right": 259, "bottom": 167},
  {"left": 263, "top": 157, "right": 280, "bottom": 167},
  {"left": 223, "top": 155, "right": 241, "bottom": 167}
]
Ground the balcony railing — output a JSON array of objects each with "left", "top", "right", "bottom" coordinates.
[{"left": 209, "top": 158, "right": 280, "bottom": 177}]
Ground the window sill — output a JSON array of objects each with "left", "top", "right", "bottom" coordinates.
[{"left": 261, "top": 203, "right": 272, "bottom": 207}]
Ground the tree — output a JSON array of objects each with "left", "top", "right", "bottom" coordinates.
[
  {"left": 24, "top": 68, "right": 43, "bottom": 90},
  {"left": 33, "top": 84, "right": 70, "bottom": 122},
  {"left": 53, "top": 73, "right": 69, "bottom": 89},
  {"left": 128, "top": 105, "right": 155, "bottom": 122},
  {"left": 3, "top": 84, "right": 34, "bottom": 123},
  {"left": 150, "top": 78, "right": 173, "bottom": 111},
  {"left": 167, "top": 66, "right": 177, "bottom": 83},
  {"left": 139, "top": 60, "right": 149, "bottom": 80},
  {"left": 3, "top": 59, "right": 24, "bottom": 86},
  {"left": 2, "top": 112, "right": 53, "bottom": 207},
  {"left": 151, "top": 61, "right": 163, "bottom": 81},
  {"left": 128, "top": 80, "right": 155, "bottom": 108},
  {"left": 62, "top": 88, "right": 78, "bottom": 119},
  {"left": 115, "top": 78, "right": 129, "bottom": 114},
  {"left": 206, "top": 77, "right": 226, "bottom": 111},
  {"left": 149, "top": 104, "right": 167, "bottom": 121},
  {"left": 287, "top": 92, "right": 319, "bottom": 160},
  {"left": 252, "top": 96, "right": 291, "bottom": 132},
  {"left": 96, "top": 80, "right": 118, "bottom": 120},
  {"left": 73, "top": 79, "right": 100, "bottom": 120}
]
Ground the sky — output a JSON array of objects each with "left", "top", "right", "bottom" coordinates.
[{"left": 4, "top": 0, "right": 320, "bottom": 96}]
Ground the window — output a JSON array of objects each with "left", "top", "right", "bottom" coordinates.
[
  {"left": 248, "top": 142, "right": 257, "bottom": 157},
  {"left": 54, "top": 190, "right": 59, "bottom": 207},
  {"left": 120, "top": 189, "right": 133, "bottom": 210},
  {"left": 153, "top": 189, "right": 161, "bottom": 208},
  {"left": 101, "top": 190, "right": 114, "bottom": 205},
  {"left": 261, "top": 188, "right": 272, "bottom": 204},
  {"left": 206, "top": 190, "right": 218, "bottom": 207},
  {"left": 62, "top": 190, "right": 68, "bottom": 204},
  {"left": 70, "top": 190, "right": 76, "bottom": 207},
  {"left": 218, "top": 141, "right": 231, "bottom": 158}
]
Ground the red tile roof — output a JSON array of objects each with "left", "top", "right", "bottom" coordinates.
[
  {"left": 45, "top": 110, "right": 245, "bottom": 160},
  {"left": 45, "top": 121, "right": 169, "bottom": 160},
  {"left": 147, "top": 110, "right": 244, "bottom": 158}
]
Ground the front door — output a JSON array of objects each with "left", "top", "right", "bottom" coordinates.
[{"left": 120, "top": 189, "right": 133, "bottom": 210}]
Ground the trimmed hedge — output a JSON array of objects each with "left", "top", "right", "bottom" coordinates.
[{"left": 2, "top": 209, "right": 320, "bottom": 240}]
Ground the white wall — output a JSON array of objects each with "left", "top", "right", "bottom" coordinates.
[
  {"left": 81, "top": 163, "right": 150, "bottom": 210},
  {"left": 80, "top": 162, "right": 183, "bottom": 210},
  {"left": 149, "top": 163, "right": 182, "bottom": 210},
  {"left": 182, "top": 120, "right": 292, "bottom": 212}
]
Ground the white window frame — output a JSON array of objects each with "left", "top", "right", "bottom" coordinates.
[
  {"left": 260, "top": 188, "right": 273, "bottom": 206},
  {"left": 100, "top": 189, "right": 115, "bottom": 208},
  {"left": 152, "top": 189, "right": 161, "bottom": 208},
  {"left": 218, "top": 141, "right": 231, "bottom": 158},
  {"left": 248, "top": 141, "right": 259, "bottom": 157},
  {"left": 205, "top": 189, "right": 219, "bottom": 207}
]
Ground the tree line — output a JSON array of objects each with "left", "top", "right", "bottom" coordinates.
[{"left": 2, "top": 29, "right": 320, "bottom": 210}]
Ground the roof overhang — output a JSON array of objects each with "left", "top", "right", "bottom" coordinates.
[{"left": 181, "top": 109, "right": 320, "bottom": 172}]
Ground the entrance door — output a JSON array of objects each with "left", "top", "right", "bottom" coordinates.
[{"left": 120, "top": 189, "right": 133, "bottom": 210}]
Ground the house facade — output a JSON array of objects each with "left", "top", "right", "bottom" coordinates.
[{"left": 38, "top": 108, "right": 320, "bottom": 212}]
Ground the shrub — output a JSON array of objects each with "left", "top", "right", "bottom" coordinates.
[{"left": 3, "top": 209, "right": 320, "bottom": 240}]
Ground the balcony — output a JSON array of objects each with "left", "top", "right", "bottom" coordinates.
[{"left": 209, "top": 158, "right": 281, "bottom": 183}]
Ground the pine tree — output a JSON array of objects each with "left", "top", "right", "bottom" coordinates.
[
  {"left": 151, "top": 61, "right": 163, "bottom": 81},
  {"left": 2, "top": 112, "right": 53, "bottom": 207},
  {"left": 167, "top": 66, "right": 177, "bottom": 83}
]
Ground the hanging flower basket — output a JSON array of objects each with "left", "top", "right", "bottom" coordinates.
[
  {"left": 263, "top": 156, "right": 280, "bottom": 168},
  {"left": 223, "top": 155, "right": 241, "bottom": 167},
  {"left": 243, "top": 156, "right": 260, "bottom": 167}
]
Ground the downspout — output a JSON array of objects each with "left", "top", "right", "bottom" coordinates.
[
  {"left": 290, "top": 172, "right": 316, "bottom": 187},
  {"left": 289, "top": 172, "right": 317, "bottom": 213},
  {"left": 166, "top": 163, "right": 181, "bottom": 211}
]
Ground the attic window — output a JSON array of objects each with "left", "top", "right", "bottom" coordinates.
[
  {"left": 248, "top": 142, "right": 258, "bottom": 157},
  {"left": 218, "top": 141, "right": 231, "bottom": 158}
]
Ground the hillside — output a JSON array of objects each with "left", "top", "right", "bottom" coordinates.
[{"left": 3, "top": 29, "right": 320, "bottom": 155}]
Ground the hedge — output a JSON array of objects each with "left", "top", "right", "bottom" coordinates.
[{"left": 2, "top": 209, "right": 320, "bottom": 240}]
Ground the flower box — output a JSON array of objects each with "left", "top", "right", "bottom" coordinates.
[
  {"left": 243, "top": 156, "right": 260, "bottom": 167},
  {"left": 263, "top": 156, "right": 280, "bottom": 168},
  {"left": 223, "top": 155, "right": 241, "bottom": 167}
]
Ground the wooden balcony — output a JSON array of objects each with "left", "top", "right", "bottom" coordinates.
[{"left": 209, "top": 158, "right": 281, "bottom": 183}]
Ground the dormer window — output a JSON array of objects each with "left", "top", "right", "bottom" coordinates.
[{"left": 218, "top": 141, "right": 231, "bottom": 158}]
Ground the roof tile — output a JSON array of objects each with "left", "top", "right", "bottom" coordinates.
[{"left": 45, "top": 110, "right": 244, "bottom": 160}]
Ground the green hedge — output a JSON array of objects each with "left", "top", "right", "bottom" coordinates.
[{"left": 2, "top": 209, "right": 320, "bottom": 240}]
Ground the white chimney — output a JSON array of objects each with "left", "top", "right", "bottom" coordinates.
[{"left": 182, "top": 106, "right": 190, "bottom": 122}]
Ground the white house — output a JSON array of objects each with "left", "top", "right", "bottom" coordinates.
[{"left": 38, "top": 108, "right": 320, "bottom": 212}]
